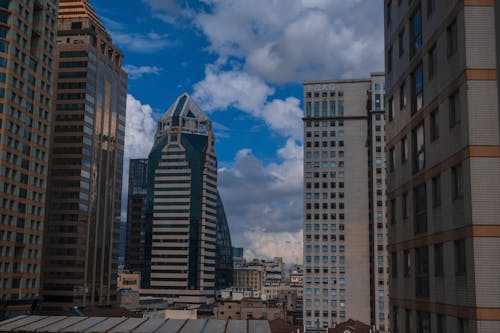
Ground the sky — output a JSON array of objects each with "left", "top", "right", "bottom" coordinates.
[{"left": 94, "top": 0, "right": 384, "bottom": 265}]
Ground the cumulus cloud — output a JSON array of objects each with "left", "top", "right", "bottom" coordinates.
[
  {"left": 244, "top": 230, "right": 303, "bottom": 265},
  {"left": 219, "top": 139, "right": 303, "bottom": 262},
  {"left": 123, "top": 65, "right": 163, "bottom": 80},
  {"left": 193, "top": 67, "right": 303, "bottom": 140},
  {"left": 195, "top": 0, "right": 383, "bottom": 82}
]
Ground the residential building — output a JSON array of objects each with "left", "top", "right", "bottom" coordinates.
[
  {"left": 140, "top": 93, "right": 233, "bottom": 304},
  {"left": 41, "top": 0, "right": 127, "bottom": 312},
  {"left": 233, "top": 266, "right": 264, "bottom": 292},
  {"left": 385, "top": 0, "right": 500, "bottom": 332},
  {"left": 302, "top": 74, "right": 389, "bottom": 331},
  {"left": 124, "top": 158, "right": 148, "bottom": 285},
  {"left": 0, "top": 0, "right": 58, "bottom": 316}
]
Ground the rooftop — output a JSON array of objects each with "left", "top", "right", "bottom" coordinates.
[{"left": 0, "top": 316, "right": 273, "bottom": 333}]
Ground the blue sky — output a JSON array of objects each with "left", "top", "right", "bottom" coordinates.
[{"left": 94, "top": 0, "right": 384, "bottom": 264}]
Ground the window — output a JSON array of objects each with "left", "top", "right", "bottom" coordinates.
[
  {"left": 415, "top": 247, "right": 429, "bottom": 297},
  {"left": 434, "top": 243, "right": 443, "bottom": 277},
  {"left": 447, "top": 19, "right": 458, "bottom": 57},
  {"left": 412, "top": 123, "right": 425, "bottom": 173},
  {"left": 399, "top": 81, "right": 406, "bottom": 110},
  {"left": 388, "top": 46, "right": 393, "bottom": 73},
  {"left": 452, "top": 163, "right": 463, "bottom": 199},
  {"left": 402, "top": 192, "right": 409, "bottom": 219},
  {"left": 432, "top": 175, "right": 441, "bottom": 207},
  {"left": 390, "top": 147, "right": 396, "bottom": 172},
  {"left": 437, "top": 315, "right": 446, "bottom": 333},
  {"left": 411, "top": 62, "right": 423, "bottom": 114},
  {"left": 405, "top": 310, "right": 411, "bottom": 333},
  {"left": 449, "top": 90, "right": 460, "bottom": 127},
  {"left": 458, "top": 318, "right": 468, "bottom": 333},
  {"left": 399, "top": 28, "right": 405, "bottom": 57},
  {"left": 430, "top": 109, "right": 439, "bottom": 141},
  {"left": 404, "top": 250, "right": 411, "bottom": 277},
  {"left": 455, "top": 239, "right": 466, "bottom": 275},
  {"left": 428, "top": 44, "right": 437, "bottom": 79},
  {"left": 388, "top": 96, "right": 394, "bottom": 121},
  {"left": 392, "top": 307, "right": 399, "bottom": 333},
  {"left": 392, "top": 252, "right": 398, "bottom": 278},
  {"left": 414, "top": 183, "right": 427, "bottom": 234},
  {"left": 410, "top": 6, "right": 422, "bottom": 57},
  {"left": 427, "top": 0, "right": 436, "bottom": 16},
  {"left": 417, "top": 311, "right": 430, "bottom": 333},
  {"left": 386, "top": 0, "right": 393, "bottom": 26},
  {"left": 391, "top": 199, "right": 397, "bottom": 224},
  {"left": 401, "top": 136, "right": 409, "bottom": 163}
]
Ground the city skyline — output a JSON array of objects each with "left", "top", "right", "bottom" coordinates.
[{"left": 92, "top": 0, "right": 385, "bottom": 264}]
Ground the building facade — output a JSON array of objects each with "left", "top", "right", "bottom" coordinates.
[
  {"left": 41, "top": 0, "right": 127, "bottom": 311},
  {"left": 385, "top": 0, "right": 500, "bottom": 332},
  {"left": 124, "top": 158, "right": 148, "bottom": 285},
  {"left": 0, "top": 0, "right": 58, "bottom": 315},
  {"left": 141, "top": 93, "right": 232, "bottom": 304},
  {"left": 302, "top": 74, "right": 389, "bottom": 331}
]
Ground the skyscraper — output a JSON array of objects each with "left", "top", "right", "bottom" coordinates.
[
  {"left": 125, "top": 159, "right": 148, "bottom": 286},
  {"left": 0, "top": 0, "right": 58, "bottom": 315},
  {"left": 302, "top": 74, "right": 389, "bottom": 331},
  {"left": 385, "top": 1, "right": 500, "bottom": 332},
  {"left": 141, "top": 93, "right": 232, "bottom": 304},
  {"left": 41, "top": 0, "right": 127, "bottom": 312}
]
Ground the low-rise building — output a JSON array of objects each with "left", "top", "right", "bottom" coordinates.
[{"left": 215, "top": 298, "right": 287, "bottom": 322}]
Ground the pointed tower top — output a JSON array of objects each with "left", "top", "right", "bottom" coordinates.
[
  {"left": 156, "top": 93, "right": 212, "bottom": 139},
  {"left": 58, "top": 0, "right": 106, "bottom": 33}
]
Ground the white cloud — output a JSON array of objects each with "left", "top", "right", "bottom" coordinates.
[
  {"left": 111, "top": 31, "right": 174, "bottom": 53},
  {"left": 123, "top": 65, "right": 163, "bottom": 80},
  {"left": 195, "top": 0, "right": 384, "bottom": 82},
  {"left": 218, "top": 139, "right": 303, "bottom": 263},
  {"left": 193, "top": 67, "right": 303, "bottom": 140},
  {"left": 244, "top": 230, "right": 303, "bottom": 264},
  {"left": 124, "top": 94, "right": 157, "bottom": 160}
]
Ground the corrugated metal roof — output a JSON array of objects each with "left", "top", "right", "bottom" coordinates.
[{"left": 0, "top": 316, "right": 272, "bottom": 333}]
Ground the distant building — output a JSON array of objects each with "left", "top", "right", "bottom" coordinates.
[
  {"left": 215, "top": 298, "right": 287, "bottom": 322},
  {"left": 0, "top": 0, "right": 57, "bottom": 316},
  {"left": 233, "top": 266, "right": 264, "bottom": 292},
  {"left": 140, "top": 93, "right": 233, "bottom": 304},
  {"left": 302, "top": 74, "right": 389, "bottom": 331},
  {"left": 41, "top": 0, "right": 127, "bottom": 312},
  {"left": 384, "top": 1, "right": 500, "bottom": 332},
  {"left": 125, "top": 159, "right": 148, "bottom": 285},
  {"left": 328, "top": 319, "right": 378, "bottom": 333},
  {"left": 233, "top": 247, "right": 246, "bottom": 268},
  {"left": 117, "top": 272, "right": 141, "bottom": 293}
]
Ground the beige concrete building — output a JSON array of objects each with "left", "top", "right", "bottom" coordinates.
[
  {"left": 0, "top": 0, "right": 58, "bottom": 314},
  {"left": 118, "top": 272, "right": 141, "bottom": 293},
  {"left": 303, "top": 74, "right": 389, "bottom": 331},
  {"left": 233, "top": 266, "right": 264, "bottom": 291},
  {"left": 385, "top": 0, "right": 500, "bottom": 332}
]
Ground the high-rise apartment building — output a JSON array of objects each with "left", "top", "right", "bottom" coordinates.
[
  {"left": 385, "top": 1, "right": 500, "bottom": 332},
  {"left": 41, "top": 0, "right": 127, "bottom": 312},
  {"left": 141, "top": 93, "right": 232, "bottom": 304},
  {"left": 302, "top": 74, "right": 389, "bottom": 331},
  {"left": 0, "top": 0, "right": 58, "bottom": 315},
  {"left": 124, "top": 158, "right": 148, "bottom": 286}
]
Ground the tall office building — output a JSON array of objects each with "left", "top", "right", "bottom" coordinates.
[
  {"left": 141, "top": 93, "right": 232, "bottom": 304},
  {"left": 41, "top": 0, "right": 127, "bottom": 312},
  {"left": 385, "top": 1, "right": 500, "bottom": 332},
  {"left": 124, "top": 159, "right": 148, "bottom": 285},
  {"left": 0, "top": 0, "right": 58, "bottom": 315},
  {"left": 302, "top": 73, "right": 389, "bottom": 331}
]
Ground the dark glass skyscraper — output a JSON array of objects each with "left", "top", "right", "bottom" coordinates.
[
  {"left": 125, "top": 158, "right": 148, "bottom": 286},
  {"left": 141, "top": 93, "right": 232, "bottom": 304},
  {"left": 41, "top": 0, "right": 127, "bottom": 312}
]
